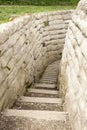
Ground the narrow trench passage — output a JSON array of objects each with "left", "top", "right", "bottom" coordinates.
[{"left": 0, "top": 60, "right": 72, "bottom": 130}]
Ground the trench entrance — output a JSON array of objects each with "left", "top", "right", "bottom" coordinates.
[{"left": 0, "top": 60, "right": 72, "bottom": 130}]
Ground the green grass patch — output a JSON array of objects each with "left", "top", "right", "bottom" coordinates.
[
  {"left": 0, "top": 0, "right": 79, "bottom": 6},
  {"left": 0, "top": 5, "right": 76, "bottom": 24}
]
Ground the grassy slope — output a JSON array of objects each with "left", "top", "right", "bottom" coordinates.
[{"left": 0, "top": 5, "right": 76, "bottom": 23}]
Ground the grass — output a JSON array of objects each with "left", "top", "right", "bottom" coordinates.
[
  {"left": 0, "top": 0, "right": 79, "bottom": 6},
  {"left": 0, "top": 5, "right": 76, "bottom": 24}
]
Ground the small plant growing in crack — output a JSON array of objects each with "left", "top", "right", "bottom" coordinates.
[
  {"left": 44, "top": 20, "right": 49, "bottom": 26},
  {"left": 0, "top": 50, "right": 1, "bottom": 53},
  {"left": 6, "top": 66, "right": 11, "bottom": 71}
]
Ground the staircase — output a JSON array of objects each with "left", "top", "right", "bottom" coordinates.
[{"left": 0, "top": 61, "right": 72, "bottom": 130}]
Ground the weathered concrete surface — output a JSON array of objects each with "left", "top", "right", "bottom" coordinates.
[
  {"left": 0, "top": 10, "right": 72, "bottom": 111},
  {"left": 12, "top": 96, "right": 63, "bottom": 111},
  {"left": 60, "top": 0, "right": 87, "bottom": 130},
  {"left": 1, "top": 110, "right": 71, "bottom": 130},
  {"left": 25, "top": 88, "right": 59, "bottom": 98},
  {"left": 34, "top": 83, "right": 57, "bottom": 89}
]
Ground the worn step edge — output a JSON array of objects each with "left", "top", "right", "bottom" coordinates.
[
  {"left": 40, "top": 80, "right": 57, "bottom": 82},
  {"left": 44, "top": 70, "right": 58, "bottom": 72},
  {"left": 40, "top": 78, "right": 57, "bottom": 80},
  {"left": 44, "top": 71, "right": 58, "bottom": 75},
  {"left": 18, "top": 96, "right": 62, "bottom": 104},
  {"left": 41, "top": 76, "right": 58, "bottom": 79},
  {"left": 39, "top": 80, "right": 57, "bottom": 82},
  {"left": 27, "top": 88, "right": 58, "bottom": 95},
  {"left": 40, "top": 78, "right": 57, "bottom": 82},
  {"left": 39, "top": 81, "right": 57, "bottom": 84},
  {"left": 4, "top": 109, "right": 68, "bottom": 121},
  {"left": 41, "top": 75, "right": 58, "bottom": 77},
  {"left": 43, "top": 74, "right": 58, "bottom": 76},
  {"left": 34, "top": 83, "right": 56, "bottom": 89}
]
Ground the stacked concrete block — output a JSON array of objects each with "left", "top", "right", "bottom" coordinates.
[{"left": 60, "top": 0, "right": 87, "bottom": 130}]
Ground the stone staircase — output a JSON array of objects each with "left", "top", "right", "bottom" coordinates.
[{"left": 0, "top": 61, "right": 72, "bottom": 130}]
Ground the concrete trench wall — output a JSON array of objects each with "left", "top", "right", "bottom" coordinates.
[
  {"left": 60, "top": 0, "right": 87, "bottom": 130},
  {"left": 0, "top": 10, "right": 72, "bottom": 111}
]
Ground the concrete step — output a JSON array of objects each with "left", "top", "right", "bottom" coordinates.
[
  {"left": 40, "top": 77, "right": 58, "bottom": 80},
  {"left": 39, "top": 81, "right": 57, "bottom": 84},
  {"left": 40, "top": 78, "right": 57, "bottom": 81},
  {"left": 25, "top": 88, "right": 59, "bottom": 98},
  {"left": 34, "top": 83, "right": 57, "bottom": 90},
  {"left": 44, "top": 68, "right": 58, "bottom": 70},
  {"left": 45, "top": 70, "right": 58, "bottom": 72},
  {"left": 39, "top": 80, "right": 57, "bottom": 84},
  {"left": 40, "top": 77, "right": 57, "bottom": 81},
  {"left": 41, "top": 76, "right": 58, "bottom": 79},
  {"left": 13, "top": 96, "right": 63, "bottom": 111},
  {"left": 42, "top": 74, "right": 58, "bottom": 78},
  {"left": 42, "top": 70, "right": 58, "bottom": 73},
  {"left": 44, "top": 70, "right": 58, "bottom": 73},
  {"left": 42, "top": 73, "right": 58, "bottom": 77},
  {"left": 1, "top": 110, "right": 72, "bottom": 130}
]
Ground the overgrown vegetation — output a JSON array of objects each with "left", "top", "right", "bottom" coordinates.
[{"left": 0, "top": 0, "right": 79, "bottom": 5}]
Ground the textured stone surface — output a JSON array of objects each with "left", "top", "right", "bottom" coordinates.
[
  {"left": 0, "top": 112, "right": 71, "bottom": 130},
  {"left": 59, "top": 0, "right": 87, "bottom": 130}
]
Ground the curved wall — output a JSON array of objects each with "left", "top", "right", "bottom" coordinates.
[
  {"left": 0, "top": 10, "right": 72, "bottom": 111},
  {"left": 60, "top": 0, "right": 87, "bottom": 130}
]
